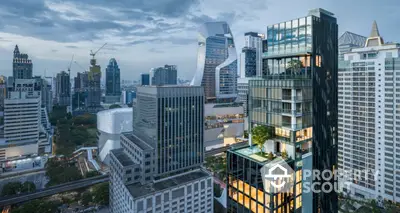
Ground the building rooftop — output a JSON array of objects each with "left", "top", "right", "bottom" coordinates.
[
  {"left": 229, "top": 144, "right": 294, "bottom": 164},
  {"left": 126, "top": 169, "right": 211, "bottom": 199},
  {"left": 110, "top": 148, "right": 134, "bottom": 167},
  {"left": 122, "top": 132, "right": 153, "bottom": 150}
]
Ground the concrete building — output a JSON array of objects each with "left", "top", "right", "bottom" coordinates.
[
  {"left": 228, "top": 8, "right": 338, "bottom": 213},
  {"left": 338, "top": 21, "right": 400, "bottom": 202},
  {"left": 0, "top": 79, "right": 52, "bottom": 172},
  {"left": 150, "top": 65, "right": 177, "bottom": 86},
  {"left": 55, "top": 71, "right": 70, "bottom": 107},
  {"left": 109, "top": 86, "right": 213, "bottom": 213},
  {"left": 105, "top": 58, "right": 121, "bottom": 103},
  {"left": 191, "top": 22, "right": 237, "bottom": 103},
  {"left": 97, "top": 108, "right": 133, "bottom": 164},
  {"left": 13, "top": 45, "right": 32, "bottom": 80},
  {"left": 87, "top": 57, "right": 102, "bottom": 110},
  {"left": 244, "top": 32, "right": 264, "bottom": 77}
]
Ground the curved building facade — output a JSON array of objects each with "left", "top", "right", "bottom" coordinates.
[
  {"left": 97, "top": 108, "right": 132, "bottom": 164},
  {"left": 191, "top": 22, "right": 237, "bottom": 103}
]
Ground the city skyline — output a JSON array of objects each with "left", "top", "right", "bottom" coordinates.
[{"left": 0, "top": 0, "right": 398, "bottom": 81}]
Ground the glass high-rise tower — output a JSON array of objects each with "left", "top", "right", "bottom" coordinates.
[
  {"left": 227, "top": 8, "right": 338, "bottom": 213},
  {"left": 106, "top": 58, "right": 121, "bottom": 96},
  {"left": 191, "top": 22, "right": 237, "bottom": 103}
]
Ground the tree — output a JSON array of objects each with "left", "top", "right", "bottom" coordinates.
[
  {"left": 252, "top": 125, "right": 272, "bottom": 154},
  {"left": 45, "top": 158, "right": 82, "bottom": 187},
  {"left": 109, "top": 104, "right": 121, "bottom": 109},
  {"left": 81, "top": 191, "right": 92, "bottom": 206},
  {"left": 92, "top": 182, "right": 109, "bottom": 205},
  {"left": 21, "top": 181, "right": 36, "bottom": 193},
  {"left": 286, "top": 59, "right": 304, "bottom": 75},
  {"left": 11, "top": 199, "right": 59, "bottom": 213},
  {"left": 243, "top": 130, "right": 249, "bottom": 139},
  {"left": 1, "top": 182, "right": 23, "bottom": 196},
  {"left": 85, "top": 170, "right": 100, "bottom": 178}
]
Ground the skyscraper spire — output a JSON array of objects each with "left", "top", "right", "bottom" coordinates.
[
  {"left": 370, "top": 20, "right": 380, "bottom": 37},
  {"left": 13, "top": 45, "right": 20, "bottom": 56},
  {"left": 365, "top": 20, "right": 384, "bottom": 47}
]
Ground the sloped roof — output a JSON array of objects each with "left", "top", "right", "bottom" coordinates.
[{"left": 339, "top": 31, "right": 367, "bottom": 47}]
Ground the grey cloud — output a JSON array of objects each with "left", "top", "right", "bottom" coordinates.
[
  {"left": 148, "top": 48, "right": 164, "bottom": 53},
  {"left": 65, "top": 45, "right": 78, "bottom": 49}
]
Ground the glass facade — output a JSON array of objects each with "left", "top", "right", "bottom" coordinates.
[
  {"left": 133, "top": 87, "right": 204, "bottom": 178},
  {"left": 151, "top": 65, "right": 177, "bottom": 86},
  {"left": 230, "top": 8, "right": 338, "bottom": 213},
  {"left": 265, "top": 16, "right": 313, "bottom": 58},
  {"left": 106, "top": 58, "right": 121, "bottom": 96},
  {"left": 192, "top": 22, "right": 237, "bottom": 103},
  {"left": 243, "top": 47, "right": 257, "bottom": 77},
  {"left": 227, "top": 147, "right": 302, "bottom": 213},
  {"left": 141, "top": 73, "right": 150, "bottom": 86}
]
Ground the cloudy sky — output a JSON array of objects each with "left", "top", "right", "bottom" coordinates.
[{"left": 0, "top": 0, "right": 398, "bottom": 81}]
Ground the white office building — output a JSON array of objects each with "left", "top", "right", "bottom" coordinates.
[
  {"left": 97, "top": 108, "right": 132, "bottom": 164},
  {"left": 338, "top": 21, "right": 400, "bottom": 202}
]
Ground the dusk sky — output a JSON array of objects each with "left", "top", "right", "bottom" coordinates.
[{"left": 0, "top": 0, "right": 398, "bottom": 81}]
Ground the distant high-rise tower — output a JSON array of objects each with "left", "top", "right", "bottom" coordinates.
[
  {"left": 87, "top": 57, "right": 102, "bottom": 109},
  {"left": 105, "top": 58, "right": 121, "bottom": 96},
  {"left": 244, "top": 32, "right": 264, "bottom": 77},
  {"left": 13, "top": 45, "right": 32, "bottom": 79},
  {"left": 150, "top": 65, "right": 177, "bottom": 86},
  {"left": 191, "top": 22, "right": 237, "bottom": 103},
  {"left": 105, "top": 58, "right": 121, "bottom": 103},
  {"left": 55, "top": 71, "right": 70, "bottom": 106},
  {"left": 338, "top": 21, "right": 400, "bottom": 203},
  {"left": 140, "top": 73, "right": 150, "bottom": 86}
]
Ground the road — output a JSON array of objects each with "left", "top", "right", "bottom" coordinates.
[{"left": 0, "top": 175, "right": 109, "bottom": 207}]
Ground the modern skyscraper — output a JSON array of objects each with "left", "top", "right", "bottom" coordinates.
[
  {"left": 109, "top": 86, "right": 213, "bottom": 213},
  {"left": 105, "top": 58, "right": 121, "bottom": 103},
  {"left": 227, "top": 8, "right": 338, "bottom": 213},
  {"left": 238, "top": 32, "right": 264, "bottom": 115},
  {"left": 244, "top": 32, "right": 264, "bottom": 77},
  {"left": 191, "top": 22, "right": 237, "bottom": 103},
  {"left": 0, "top": 76, "right": 7, "bottom": 111},
  {"left": 150, "top": 65, "right": 177, "bottom": 86},
  {"left": 338, "top": 31, "right": 367, "bottom": 61},
  {"left": 87, "top": 57, "right": 102, "bottom": 110},
  {"left": 55, "top": 71, "right": 70, "bottom": 107},
  {"left": 338, "top": 21, "right": 400, "bottom": 203},
  {"left": 13, "top": 45, "right": 32, "bottom": 80},
  {"left": 140, "top": 73, "right": 150, "bottom": 86}
]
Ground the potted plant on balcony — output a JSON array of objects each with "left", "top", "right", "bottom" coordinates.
[
  {"left": 252, "top": 125, "right": 271, "bottom": 155},
  {"left": 268, "top": 152, "right": 274, "bottom": 161},
  {"left": 281, "top": 150, "right": 288, "bottom": 159}
]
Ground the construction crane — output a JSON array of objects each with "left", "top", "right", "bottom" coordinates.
[
  {"left": 74, "top": 61, "right": 88, "bottom": 72},
  {"left": 90, "top": 43, "right": 107, "bottom": 66}
]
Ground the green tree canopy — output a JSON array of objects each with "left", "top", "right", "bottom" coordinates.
[
  {"left": 252, "top": 125, "right": 272, "bottom": 154},
  {"left": 92, "top": 182, "right": 109, "bottom": 205},
  {"left": 109, "top": 104, "right": 121, "bottom": 109},
  {"left": 45, "top": 158, "right": 82, "bottom": 187},
  {"left": 1, "top": 182, "right": 23, "bottom": 196},
  {"left": 11, "top": 199, "right": 59, "bottom": 213}
]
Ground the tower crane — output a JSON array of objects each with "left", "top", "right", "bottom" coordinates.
[{"left": 90, "top": 43, "right": 107, "bottom": 66}]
